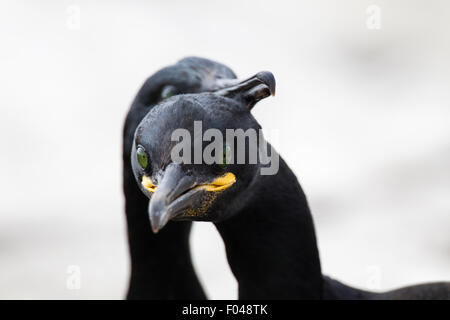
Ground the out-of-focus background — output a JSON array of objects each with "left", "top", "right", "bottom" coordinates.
[{"left": 0, "top": 0, "right": 449, "bottom": 299}]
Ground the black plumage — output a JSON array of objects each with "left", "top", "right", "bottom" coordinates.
[
  {"left": 123, "top": 57, "right": 236, "bottom": 299},
  {"left": 130, "top": 61, "right": 450, "bottom": 300}
]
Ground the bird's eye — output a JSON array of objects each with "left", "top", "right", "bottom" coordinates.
[
  {"left": 218, "top": 145, "right": 232, "bottom": 168},
  {"left": 161, "top": 85, "right": 177, "bottom": 100},
  {"left": 136, "top": 146, "right": 148, "bottom": 169}
]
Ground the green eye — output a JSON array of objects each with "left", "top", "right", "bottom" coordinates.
[
  {"left": 161, "top": 85, "right": 177, "bottom": 100},
  {"left": 219, "top": 145, "right": 232, "bottom": 168},
  {"left": 136, "top": 146, "right": 148, "bottom": 169},
  {"left": 162, "top": 92, "right": 175, "bottom": 99}
]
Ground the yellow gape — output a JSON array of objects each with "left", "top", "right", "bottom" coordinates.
[
  {"left": 141, "top": 172, "right": 236, "bottom": 194},
  {"left": 195, "top": 172, "right": 236, "bottom": 192},
  {"left": 141, "top": 175, "right": 157, "bottom": 193}
]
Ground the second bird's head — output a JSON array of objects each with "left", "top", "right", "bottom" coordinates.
[{"left": 131, "top": 71, "right": 276, "bottom": 233}]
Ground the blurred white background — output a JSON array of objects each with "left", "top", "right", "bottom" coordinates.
[{"left": 0, "top": 0, "right": 449, "bottom": 299}]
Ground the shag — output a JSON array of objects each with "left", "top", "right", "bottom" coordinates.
[
  {"left": 130, "top": 64, "right": 450, "bottom": 299},
  {"left": 123, "top": 57, "right": 237, "bottom": 299}
]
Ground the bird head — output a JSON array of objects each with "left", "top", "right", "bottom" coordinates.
[
  {"left": 131, "top": 71, "right": 276, "bottom": 233},
  {"left": 136, "top": 56, "right": 237, "bottom": 105}
]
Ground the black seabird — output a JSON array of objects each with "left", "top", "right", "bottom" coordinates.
[
  {"left": 123, "top": 57, "right": 237, "bottom": 299},
  {"left": 130, "top": 67, "right": 450, "bottom": 299}
]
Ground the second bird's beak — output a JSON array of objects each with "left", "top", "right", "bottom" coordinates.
[
  {"left": 142, "top": 164, "right": 236, "bottom": 233},
  {"left": 214, "top": 71, "right": 276, "bottom": 110}
]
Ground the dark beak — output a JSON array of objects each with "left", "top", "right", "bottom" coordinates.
[
  {"left": 214, "top": 71, "right": 276, "bottom": 110},
  {"left": 143, "top": 165, "right": 237, "bottom": 233},
  {"left": 147, "top": 164, "right": 202, "bottom": 233}
]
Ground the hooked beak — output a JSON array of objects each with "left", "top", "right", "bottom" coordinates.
[
  {"left": 142, "top": 164, "right": 236, "bottom": 233},
  {"left": 214, "top": 71, "right": 276, "bottom": 109}
]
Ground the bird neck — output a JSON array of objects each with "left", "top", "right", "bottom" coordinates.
[
  {"left": 123, "top": 100, "right": 206, "bottom": 299},
  {"left": 215, "top": 158, "right": 323, "bottom": 299}
]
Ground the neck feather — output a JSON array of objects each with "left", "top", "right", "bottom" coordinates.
[{"left": 215, "top": 159, "right": 323, "bottom": 299}]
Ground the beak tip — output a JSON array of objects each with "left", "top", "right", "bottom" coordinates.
[
  {"left": 151, "top": 226, "right": 160, "bottom": 234},
  {"left": 256, "top": 71, "right": 276, "bottom": 96},
  {"left": 150, "top": 218, "right": 164, "bottom": 234},
  {"left": 149, "top": 209, "right": 169, "bottom": 234}
]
